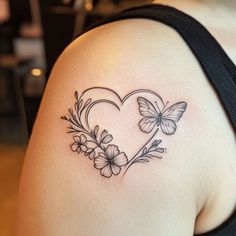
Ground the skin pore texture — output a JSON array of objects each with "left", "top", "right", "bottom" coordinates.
[{"left": 16, "top": 1, "right": 236, "bottom": 235}]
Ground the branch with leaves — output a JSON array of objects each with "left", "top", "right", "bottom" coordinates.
[
  {"left": 61, "top": 91, "right": 128, "bottom": 178},
  {"left": 132, "top": 139, "right": 164, "bottom": 164}
]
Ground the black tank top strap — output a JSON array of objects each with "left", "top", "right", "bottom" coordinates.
[{"left": 77, "top": 4, "right": 236, "bottom": 133}]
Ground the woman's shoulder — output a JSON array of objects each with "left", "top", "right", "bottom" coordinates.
[{"left": 17, "top": 15, "right": 236, "bottom": 235}]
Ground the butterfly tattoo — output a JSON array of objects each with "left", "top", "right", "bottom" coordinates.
[{"left": 137, "top": 97, "right": 187, "bottom": 135}]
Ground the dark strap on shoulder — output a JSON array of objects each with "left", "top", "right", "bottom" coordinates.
[{"left": 77, "top": 4, "right": 236, "bottom": 132}]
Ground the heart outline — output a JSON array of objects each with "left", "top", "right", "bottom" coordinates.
[{"left": 61, "top": 87, "right": 187, "bottom": 178}]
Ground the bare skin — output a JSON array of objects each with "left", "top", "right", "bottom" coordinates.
[{"left": 16, "top": 1, "right": 236, "bottom": 235}]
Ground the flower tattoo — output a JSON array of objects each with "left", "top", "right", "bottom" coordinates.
[
  {"left": 70, "top": 134, "right": 88, "bottom": 153},
  {"left": 61, "top": 87, "right": 187, "bottom": 178},
  {"left": 94, "top": 145, "right": 128, "bottom": 178}
]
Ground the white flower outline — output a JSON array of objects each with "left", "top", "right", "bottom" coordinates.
[
  {"left": 94, "top": 144, "right": 128, "bottom": 178},
  {"left": 70, "top": 134, "right": 88, "bottom": 153}
]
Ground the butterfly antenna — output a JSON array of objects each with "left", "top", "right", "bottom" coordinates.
[
  {"left": 155, "top": 101, "right": 161, "bottom": 113},
  {"left": 162, "top": 101, "right": 169, "bottom": 111}
]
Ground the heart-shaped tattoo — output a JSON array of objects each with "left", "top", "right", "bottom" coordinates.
[{"left": 61, "top": 87, "right": 187, "bottom": 178}]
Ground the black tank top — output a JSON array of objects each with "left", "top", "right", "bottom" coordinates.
[{"left": 77, "top": 4, "right": 236, "bottom": 236}]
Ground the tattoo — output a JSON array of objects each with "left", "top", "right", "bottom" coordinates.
[{"left": 61, "top": 87, "right": 187, "bottom": 178}]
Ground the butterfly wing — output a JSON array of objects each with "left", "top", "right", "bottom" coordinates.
[
  {"left": 162, "top": 102, "right": 187, "bottom": 122},
  {"left": 160, "top": 102, "right": 187, "bottom": 135},
  {"left": 160, "top": 119, "right": 177, "bottom": 135},
  {"left": 137, "top": 97, "right": 159, "bottom": 117},
  {"left": 137, "top": 97, "right": 159, "bottom": 133},
  {"left": 139, "top": 117, "right": 157, "bottom": 133}
]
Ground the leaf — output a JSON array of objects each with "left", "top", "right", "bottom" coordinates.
[
  {"left": 142, "top": 147, "right": 148, "bottom": 155},
  {"left": 147, "top": 151, "right": 163, "bottom": 159},
  {"left": 149, "top": 140, "right": 163, "bottom": 152},
  {"left": 68, "top": 108, "right": 73, "bottom": 115},
  {"left": 151, "top": 139, "right": 162, "bottom": 147},
  {"left": 155, "top": 147, "right": 164, "bottom": 153},
  {"left": 101, "top": 134, "right": 113, "bottom": 144},
  {"left": 75, "top": 91, "right": 79, "bottom": 100},
  {"left": 143, "top": 154, "right": 154, "bottom": 159},
  {"left": 94, "top": 125, "right": 99, "bottom": 137},
  {"left": 83, "top": 98, "right": 92, "bottom": 108},
  {"left": 156, "top": 139, "right": 162, "bottom": 146},
  {"left": 78, "top": 99, "right": 83, "bottom": 110},
  {"left": 134, "top": 158, "right": 150, "bottom": 163},
  {"left": 152, "top": 140, "right": 158, "bottom": 147},
  {"left": 61, "top": 116, "right": 67, "bottom": 120},
  {"left": 149, "top": 150, "right": 164, "bottom": 155},
  {"left": 149, "top": 146, "right": 156, "bottom": 152},
  {"left": 100, "top": 129, "right": 108, "bottom": 142}
]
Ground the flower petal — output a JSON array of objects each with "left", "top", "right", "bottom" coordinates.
[
  {"left": 71, "top": 142, "right": 78, "bottom": 151},
  {"left": 80, "top": 145, "right": 87, "bottom": 152},
  {"left": 73, "top": 136, "right": 81, "bottom": 142},
  {"left": 101, "top": 165, "right": 112, "bottom": 178},
  {"left": 101, "top": 134, "right": 113, "bottom": 144},
  {"left": 105, "top": 144, "right": 119, "bottom": 159},
  {"left": 111, "top": 164, "right": 121, "bottom": 175},
  {"left": 88, "top": 151, "right": 96, "bottom": 160},
  {"left": 80, "top": 134, "right": 87, "bottom": 144},
  {"left": 94, "top": 156, "right": 108, "bottom": 170},
  {"left": 113, "top": 152, "right": 128, "bottom": 166},
  {"left": 86, "top": 148, "right": 93, "bottom": 153}
]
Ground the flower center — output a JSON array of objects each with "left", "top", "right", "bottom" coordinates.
[{"left": 107, "top": 158, "right": 114, "bottom": 165}]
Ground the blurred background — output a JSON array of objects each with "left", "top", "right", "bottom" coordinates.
[{"left": 0, "top": 0, "right": 153, "bottom": 235}]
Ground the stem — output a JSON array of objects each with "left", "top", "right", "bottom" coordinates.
[
  {"left": 67, "top": 108, "right": 106, "bottom": 153},
  {"left": 122, "top": 128, "right": 159, "bottom": 177},
  {"left": 93, "top": 139, "right": 105, "bottom": 152},
  {"left": 80, "top": 127, "right": 106, "bottom": 152},
  {"left": 65, "top": 97, "right": 106, "bottom": 153},
  {"left": 68, "top": 117, "right": 81, "bottom": 128},
  {"left": 75, "top": 103, "right": 83, "bottom": 126}
]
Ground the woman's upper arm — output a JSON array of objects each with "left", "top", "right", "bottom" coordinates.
[{"left": 17, "top": 19, "right": 228, "bottom": 236}]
